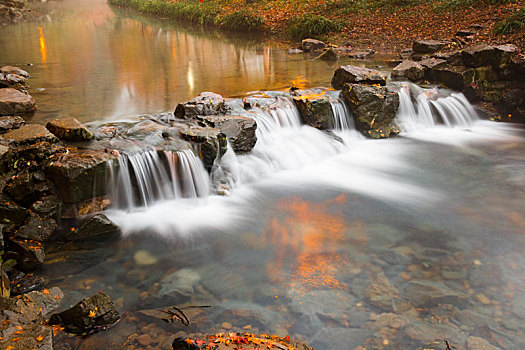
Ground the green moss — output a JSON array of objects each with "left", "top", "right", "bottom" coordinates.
[{"left": 287, "top": 14, "right": 342, "bottom": 41}]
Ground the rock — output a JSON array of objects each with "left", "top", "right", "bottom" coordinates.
[
  {"left": 300, "top": 38, "right": 326, "bottom": 52},
  {"left": 419, "top": 58, "right": 448, "bottom": 80},
  {"left": 3, "top": 169, "right": 35, "bottom": 203},
  {"left": 310, "top": 327, "right": 370, "bottom": 350},
  {"left": 432, "top": 66, "right": 475, "bottom": 90},
  {"left": 403, "top": 280, "right": 467, "bottom": 307},
  {"left": 332, "top": 65, "right": 387, "bottom": 89},
  {"left": 412, "top": 40, "right": 448, "bottom": 54},
  {"left": 133, "top": 250, "right": 158, "bottom": 265},
  {"left": 158, "top": 268, "right": 201, "bottom": 299},
  {"left": 178, "top": 125, "right": 227, "bottom": 170},
  {"left": 342, "top": 83, "right": 400, "bottom": 139},
  {"left": 174, "top": 92, "right": 227, "bottom": 119},
  {"left": 467, "top": 336, "right": 501, "bottom": 350},
  {"left": 46, "top": 117, "right": 94, "bottom": 142},
  {"left": 432, "top": 50, "right": 463, "bottom": 66},
  {"left": 15, "top": 212, "right": 57, "bottom": 242},
  {"left": 66, "top": 214, "right": 120, "bottom": 240},
  {"left": 400, "top": 48, "right": 413, "bottom": 60},
  {"left": 196, "top": 115, "right": 257, "bottom": 153},
  {"left": 386, "top": 59, "right": 402, "bottom": 68},
  {"left": 292, "top": 95, "right": 334, "bottom": 129},
  {"left": 495, "top": 44, "right": 518, "bottom": 66},
  {"left": 0, "top": 262, "right": 9, "bottom": 297},
  {"left": 0, "top": 88, "right": 35, "bottom": 116},
  {"left": 30, "top": 195, "right": 61, "bottom": 220},
  {"left": 317, "top": 48, "right": 338, "bottom": 61},
  {"left": 1, "top": 124, "right": 57, "bottom": 146},
  {"left": 405, "top": 322, "right": 464, "bottom": 344},
  {"left": 0, "top": 66, "right": 29, "bottom": 88},
  {"left": 0, "top": 194, "right": 28, "bottom": 226},
  {"left": 365, "top": 273, "right": 400, "bottom": 311},
  {"left": 49, "top": 291, "right": 120, "bottom": 334},
  {"left": 462, "top": 44, "right": 498, "bottom": 68},
  {"left": 7, "top": 238, "right": 45, "bottom": 271},
  {"left": 288, "top": 48, "right": 304, "bottom": 54},
  {"left": 9, "top": 271, "right": 46, "bottom": 295},
  {"left": 288, "top": 289, "right": 357, "bottom": 322},
  {"left": 348, "top": 49, "right": 375, "bottom": 59},
  {"left": 137, "top": 334, "right": 153, "bottom": 346},
  {"left": 0, "top": 115, "right": 24, "bottom": 133},
  {"left": 0, "top": 66, "right": 29, "bottom": 78},
  {"left": 46, "top": 149, "right": 117, "bottom": 203},
  {"left": 391, "top": 60, "right": 425, "bottom": 82},
  {"left": 0, "top": 3, "right": 24, "bottom": 24},
  {"left": 456, "top": 28, "right": 478, "bottom": 37}
]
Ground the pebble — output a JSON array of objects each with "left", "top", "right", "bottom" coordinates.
[
  {"left": 137, "top": 334, "right": 153, "bottom": 346},
  {"left": 134, "top": 251, "right": 158, "bottom": 265},
  {"left": 221, "top": 322, "right": 232, "bottom": 329}
]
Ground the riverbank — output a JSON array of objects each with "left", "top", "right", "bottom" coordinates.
[{"left": 107, "top": 0, "right": 525, "bottom": 55}]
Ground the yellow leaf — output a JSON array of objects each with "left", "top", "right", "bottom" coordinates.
[{"left": 88, "top": 310, "right": 96, "bottom": 318}]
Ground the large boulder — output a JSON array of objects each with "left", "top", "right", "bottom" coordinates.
[
  {"left": 0, "top": 193, "right": 28, "bottom": 226},
  {"left": 331, "top": 65, "right": 387, "bottom": 89},
  {"left": 1, "top": 124, "right": 57, "bottom": 146},
  {"left": 461, "top": 44, "right": 498, "bottom": 68},
  {"left": 412, "top": 40, "right": 448, "bottom": 54},
  {"left": 0, "top": 88, "right": 35, "bottom": 116},
  {"left": 178, "top": 125, "right": 227, "bottom": 170},
  {"left": 391, "top": 61, "right": 424, "bottom": 82},
  {"left": 45, "top": 149, "right": 117, "bottom": 203},
  {"left": 3, "top": 169, "right": 35, "bottom": 203},
  {"left": 46, "top": 117, "right": 94, "bottom": 142},
  {"left": 432, "top": 66, "right": 475, "bottom": 90},
  {"left": 292, "top": 94, "right": 334, "bottom": 129},
  {"left": 6, "top": 238, "right": 45, "bottom": 271},
  {"left": 66, "top": 214, "right": 120, "bottom": 240},
  {"left": 432, "top": 50, "right": 463, "bottom": 66},
  {"left": 0, "top": 115, "right": 24, "bottom": 133},
  {"left": 195, "top": 115, "right": 257, "bottom": 153},
  {"left": 0, "top": 66, "right": 29, "bottom": 88},
  {"left": 301, "top": 38, "right": 326, "bottom": 52},
  {"left": 174, "top": 92, "right": 227, "bottom": 119},
  {"left": 15, "top": 212, "right": 57, "bottom": 242},
  {"left": 342, "top": 83, "right": 400, "bottom": 139},
  {"left": 30, "top": 195, "right": 61, "bottom": 220},
  {"left": 49, "top": 291, "right": 120, "bottom": 335},
  {"left": 419, "top": 58, "right": 448, "bottom": 80}
]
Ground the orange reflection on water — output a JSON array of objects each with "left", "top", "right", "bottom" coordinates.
[
  {"left": 264, "top": 194, "right": 349, "bottom": 292},
  {"left": 38, "top": 27, "right": 47, "bottom": 63}
]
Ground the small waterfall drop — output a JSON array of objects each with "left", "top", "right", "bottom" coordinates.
[
  {"left": 110, "top": 149, "right": 210, "bottom": 209},
  {"left": 396, "top": 83, "right": 478, "bottom": 133},
  {"left": 328, "top": 92, "right": 354, "bottom": 132}
]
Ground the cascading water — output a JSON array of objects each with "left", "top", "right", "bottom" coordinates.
[
  {"left": 396, "top": 83, "right": 479, "bottom": 133},
  {"left": 109, "top": 149, "right": 209, "bottom": 209}
]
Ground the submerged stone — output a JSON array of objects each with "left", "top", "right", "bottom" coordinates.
[
  {"left": 332, "top": 65, "right": 387, "bottom": 89},
  {"left": 403, "top": 280, "right": 467, "bottom": 307},
  {"left": 317, "top": 48, "right": 338, "bottom": 61},
  {"left": 0, "top": 88, "right": 35, "bottom": 116},
  {"left": 46, "top": 117, "right": 94, "bottom": 142}
]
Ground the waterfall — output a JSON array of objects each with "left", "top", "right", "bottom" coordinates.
[
  {"left": 328, "top": 91, "right": 354, "bottom": 132},
  {"left": 396, "top": 83, "right": 478, "bottom": 133},
  {"left": 109, "top": 149, "right": 210, "bottom": 209},
  {"left": 248, "top": 96, "right": 303, "bottom": 135}
]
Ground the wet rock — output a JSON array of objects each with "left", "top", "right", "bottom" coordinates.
[
  {"left": 400, "top": 48, "right": 413, "bottom": 60},
  {"left": 46, "top": 117, "right": 94, "bottom": 142},
  {"left": 455, "top": 309, "right": 496, "bottom": 329},
  {"left": 133, "top": 250, "right": 158, "bottom": 265},
  {"left": 196, "top": 115, "right": 257, "bottom": 153},
  {"left": 419, "top": 57, "right": 448, "bottom": 80},
  {"left": 0, "top": 66, "right": 29, "bottom": 88},
  {"left": 0, "top": 115, "right": 24, "bottom": 133},
  {"left": 432, "top": 66, "right": 475, "bottom": 90},
  {"left": 0, "top": 88, "right": 35, "bottom": 116},
  {"left": 0, "top": 194, "right": 28, "bottom": 226},
  {"left": 301, "top": 38, "right": 326, "bottom": 52},
  {"left": 332, "top": 65, "right": 387, "bottom": 89},
  {"left": 292, "top": 95, "right": 334, "bottom": 130},
  {"left": 9, "top": 271, "right": 46, "bottom": 295},
  {"left": 365, "top": 273, "right": 400, "bottom": 312},
  {"left": 30, "top": 195, "right": 61, "bottom": 220},
  {"left": 174, "top": 92, "right": 227, "bottom": 119},
  {"left": 46, "top": 149, "right": 116, "bottom": 203},
  {"left": 462, "top": 44, "right": 498, "bottom": 68},
  {"left": 1, "top": 124, "right": 57, "bottom": 146},
  {"left": 467, "top": 336, "right": 501, "bottom": 350},
  {"left": 288, "top": 289, "right": 357, "bottom": 322},
  {"left": 317, "top": 48, "right": 338, "bottom": 61},
  {"left": 310, "top": 327, "right": 371, "bottom": 350},
  {"left": 7, "top": 238, "right": 44, "bottom": 271},
  {"left": 178, "top": 125, "right": 227, "bottom": 170},
  {"left": 216, "top": 302, "right": 277, "bottom": 330},
  {"left": 15, "top": 212, "right": 57, "bottom": 242},
  {"left": 0, "top": 66, "right": 29, "bottom": 78},
  {"left": 404, "top": 280, "right": 467, "bottom": 307},
  {"left": 49, "top": 291, "right": 120, "bottom": 334},
  {"left": 66, "top": 213, "right": 120, "bottom": 240},
  {"left": 3, "top": 169, "right": 34, "bottom": 203},
  {"left": 288, "top": 314, "right": 323, "bottom": 335},
  {"left": 412, "top": 40, "right": 448, "bottom": 54},
  {"left": 342, "top": 83, "right": 400, "bottom": 139},
  {"left": 456, "top": 28, "right": 479, "bottom": 37},
  {"left": 158, "top": 268, "right": 201, "bottom": 300},
  {"left": 348, "top": 50, "right": 375, "bottom": 59},
  {"left": 0, "top": 262, "right": 9, "bottom": 297},
  {"left": 405, "top": 322, "right": 464, "bottom": 345},
  {"left": 391, "top": 60, "right": 425, "bottom": 82}
]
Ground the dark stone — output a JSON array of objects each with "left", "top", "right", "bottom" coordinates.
[
  {"left": 0, "top": 88, "right": 35, "bottom": 116},
  {"left": 3, "top": 169, "right": 34, "bottom": 203},
  {"left": 0, "top": 66, "right": 29, "bottom": 88},
  {"left": 172, "top": 337, "right": 199, "bottom": 350},
  {"left": 288, "top": 48, "right": 304, "bottom": 54},
  {"left": 332, "top": 65, "right": 387, "bottom": 89},
  {"left": 403, "top": 280, "right": 467, "bottom": 307},
  {"left": 0, "top": 194, "right": 28, "bottom": 226},
  {"left": 30, "top": 195, "right": 61, "bottom": 220},
  {"left": 49, "top": 291, "right": 120, "bottom": 334},
  {"left": 462, "top": 44, "right": 498, "bottom": 68},
  {"left": 15, "top": 212, "right": 57, "bottom": 242},
  {"left": 364, "top": 273, "right": 400, "bottom": 312},
  {"left": 310, "top": 328, "right": 371, "bottom": 350},
  {"left": 178, "top": 126, "right": 227, "bottom": 170},
  {"left": 400, "top": 48, "right": 413, "bottom": 60},
  {"left": 67, "top": 214, "right": 120, "bottom": 240},
  {"left": 317, "top": 48, "right": 338, "bottom": 61},
  {"left": 386, "top": 59, "right": 402, "bottom": 68},
  {"left": 412, "top": 40, "right": 448, "bottom": 54},
  {"left": 9, "top": 271, "right": 46, "bottom": 295},
  {"left": 292, "top": 94, "right": 334, "bottom": 130},
  {"left": 300, "top": 38, "right": 326, "bottom": 52},
  {"left": 342, "top": 83, "right": 400, "bottom": 139},
  {"left": 432, "top": 66, "right": 475, "bottom": 90},
  {"left": 348, "top": 49, "right": 375, "bottom": 59},
  {"left": 174, "top": 92, "right": 227, "bottom": 119},
  {"left": 455, "top": 28, "right": 478, "bottom": 37},
  {"left": 46, "top": 117, "right": 94, "bottom": 142},
  {"left": 7, "top": 238, "right": 45, "bottom": 271},
  {"left": 195, "top": 115, "right": 257, "bottom": 153},
  {"left": 419, "top": 58, "right": 448, "bottom": 80},
  {"left": 0, "top": 115, "right": 24, "bottom": 133},
  {"left": 45, "top": 149, "right": 117, "bottom": 204},
  {"left": 391, "top": 60, "right": 425, "bottom": 82},
  {"left": 1, "top": 124, "right": 57, "bottom": 146},
  {"left": 432, "top": 50, "right": 463, "bottom": 66}
]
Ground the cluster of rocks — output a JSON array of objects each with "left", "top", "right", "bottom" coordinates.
[
  {"left": 0, "top": 66, "right": 35, "bottom": 117},
  {"left": 0, "top": 0, "right": 25, "bottom": 24},
  {"left": 289, "top": 38, "right": 375, "bottom": 61},
  {"left": 391, "top": 40, "right": 525, "bottom": 122}
]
